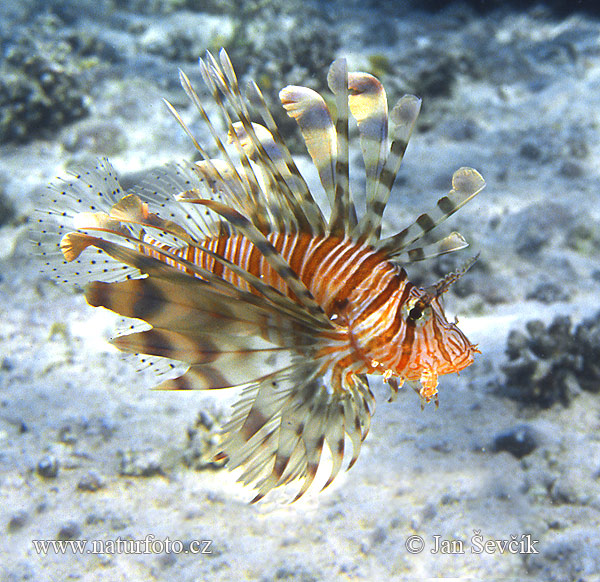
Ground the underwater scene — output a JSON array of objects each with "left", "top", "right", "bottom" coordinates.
[{"left": 1, "top": 0, "right": 600, "bottom": 580}]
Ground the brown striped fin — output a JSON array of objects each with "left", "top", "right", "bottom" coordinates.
[
  {"left": 394, "top": 231, "right": 469, "bottom": 263},
  {"left": 347, "top": 72, "right": 388, "bottom": 211},
  {"left": 245, "top": 79, "right": 327, "bottom": 235},
  {"left": 251, "top": 379, "right": 329, "bottom": 501},
  {"left": 233, "top": 377, "right": 323, "bottom": 500},
  {"left": 326, "top": 58, "right": 354, "bottom": 235},
  {"left": 279, "top": 85, "right": 337, "bottom": 210},
  {"left": 376, "top": 167, "right": 485, "bottom": 258},
  {"left": 346, "top": 374, "right": 375, "bottom": 444},
  {"left": 386, "top": 377, "right": 402, "bottom": 403},
  {"left": 214, "top": 362, "right": 376, "bottom": 502},
  {"left": 341, "top": 374, "right": 375, "bottom": 471},
  {"left": 113, "top": 329, "right": 293, "bottom": 389},
  {"left": 111, "top": 328, "right": 211, "bottom": 363},
  {"left": 85, "top": 276, "right": 317, "bottom": 392},
  {"left": 86, "top": 276, "right": 321, "bottom": 347},
  {"left": 249, "top": 384, "right": 330, "bottom": 503},
  {"left": 286, "top": 387, "right": 330, "bottom": 502},
  {"left": 68, "top": 209, "right": 331, "bottom": 331},
  {"left": 357, "top": 94, "right": 422, "bottom": 242}
]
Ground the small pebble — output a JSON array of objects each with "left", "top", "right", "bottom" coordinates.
[
  {"left": 370, "top": 525, "right": 387, "bottom": 545},
  {"left": 492, "top": 424, "right": 538, "bottom": 459},
  {"left": 7, "top": 510, "right": 29, "bottom": 532},
  {"left": 118, "top": 450, "right": 164, "bottom": 477},
  {"left": 558, "top": 160, "right": 584, "bottom": 178},
  {"left": 519, "top": 141, "right": 542, "bottom": 160},
  {"left": 57, "top": 521, "right": 82, "bottom": 540},
  {"left": 37, "top": 455, "right": 59, "bottom": 479},
  {"left": 1, "top": 357, "right": 14, "bottom": 371},
  {"left": 77, "top": 471, "right": 104, "bottom": 492},
  {"left": 526, "top": 282, "right": 569, "bottom": 304}
]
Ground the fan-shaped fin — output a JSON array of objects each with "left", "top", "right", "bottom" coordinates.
[
  {"left": 212, "top": 362, "right": 375, "bottom": 503},
  {"left": 32, "top": 158, "right": 142, "bottom": 286}
]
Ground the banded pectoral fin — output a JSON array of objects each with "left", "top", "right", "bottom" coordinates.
[
  {"left": 110, "top": 327, "right": 294, "bottom": 391},
  {"left": 217, "top": 365, "right": 376, "bottom": 502},
  {"left": 85, "top": 276, "right": 315, "bottom": 389}
]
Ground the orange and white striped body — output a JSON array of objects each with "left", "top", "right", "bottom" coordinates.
[{"left": 143, "top": 231, "right": 476, "bottom": 398}]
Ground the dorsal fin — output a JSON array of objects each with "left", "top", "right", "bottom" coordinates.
[
  {"left": 356, "top": 94, "right": 422, "bottom": 242},
  {"left": 203, "top": 50, "right": 319, "bottom": 236},
  {"left": 376, "top": 167, "right": 485, "bottom": 258},
  {"left": 203, "top": 51, "right": 289, "bottom": 232},
  {"left": 163, "top": 80, "right": 269, "bottom": 234},
  {"left": 217, "top": 48, "right": 309, "bottom": 227},
  {"left": 279, "top": 85, "right": 337, "bottom": 212},
  {"left": 245, "top": 79, "right": 326, "bottom": 235},
  {"left": 347, "top": 72, "right": 388, "bottom": 210},
  {"left": 227, "top": 121, "right": 290, "bottom": 232},
  {"left": 197, "top": 57, "right": 273, "bottom": 232},
  {"left": 326, "top": 58, "right": 355, "bottom": 235}
]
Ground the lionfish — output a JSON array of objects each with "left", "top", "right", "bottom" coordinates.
[{"left": 35, "top": 50, "right": 484, "bottom": 502}]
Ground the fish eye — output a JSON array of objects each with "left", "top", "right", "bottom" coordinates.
[
  {"left": 402, "top": 296, "right": 432, "bottom": 326},
  {"left": 408, "top": 306, "right": 423, "bottom": 321}
]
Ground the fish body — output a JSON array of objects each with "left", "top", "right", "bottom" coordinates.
[
  {"left": 34, "top": 50, "right": 484, "bottom": 501},
  {"left": 142, "top": 230, "right": 474, "bottom": 392}
]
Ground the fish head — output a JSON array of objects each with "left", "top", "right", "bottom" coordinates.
[{"left": 394, "top": 285, "right": 478, "bottom": 404}]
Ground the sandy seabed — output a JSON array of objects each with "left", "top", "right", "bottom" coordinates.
[{"left": 1, "top": 2, "right": 600, "bottom": 580}]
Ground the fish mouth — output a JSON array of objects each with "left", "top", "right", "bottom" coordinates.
[{"left": 438, "top": 345, "right": 477, "bottom": 375}]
